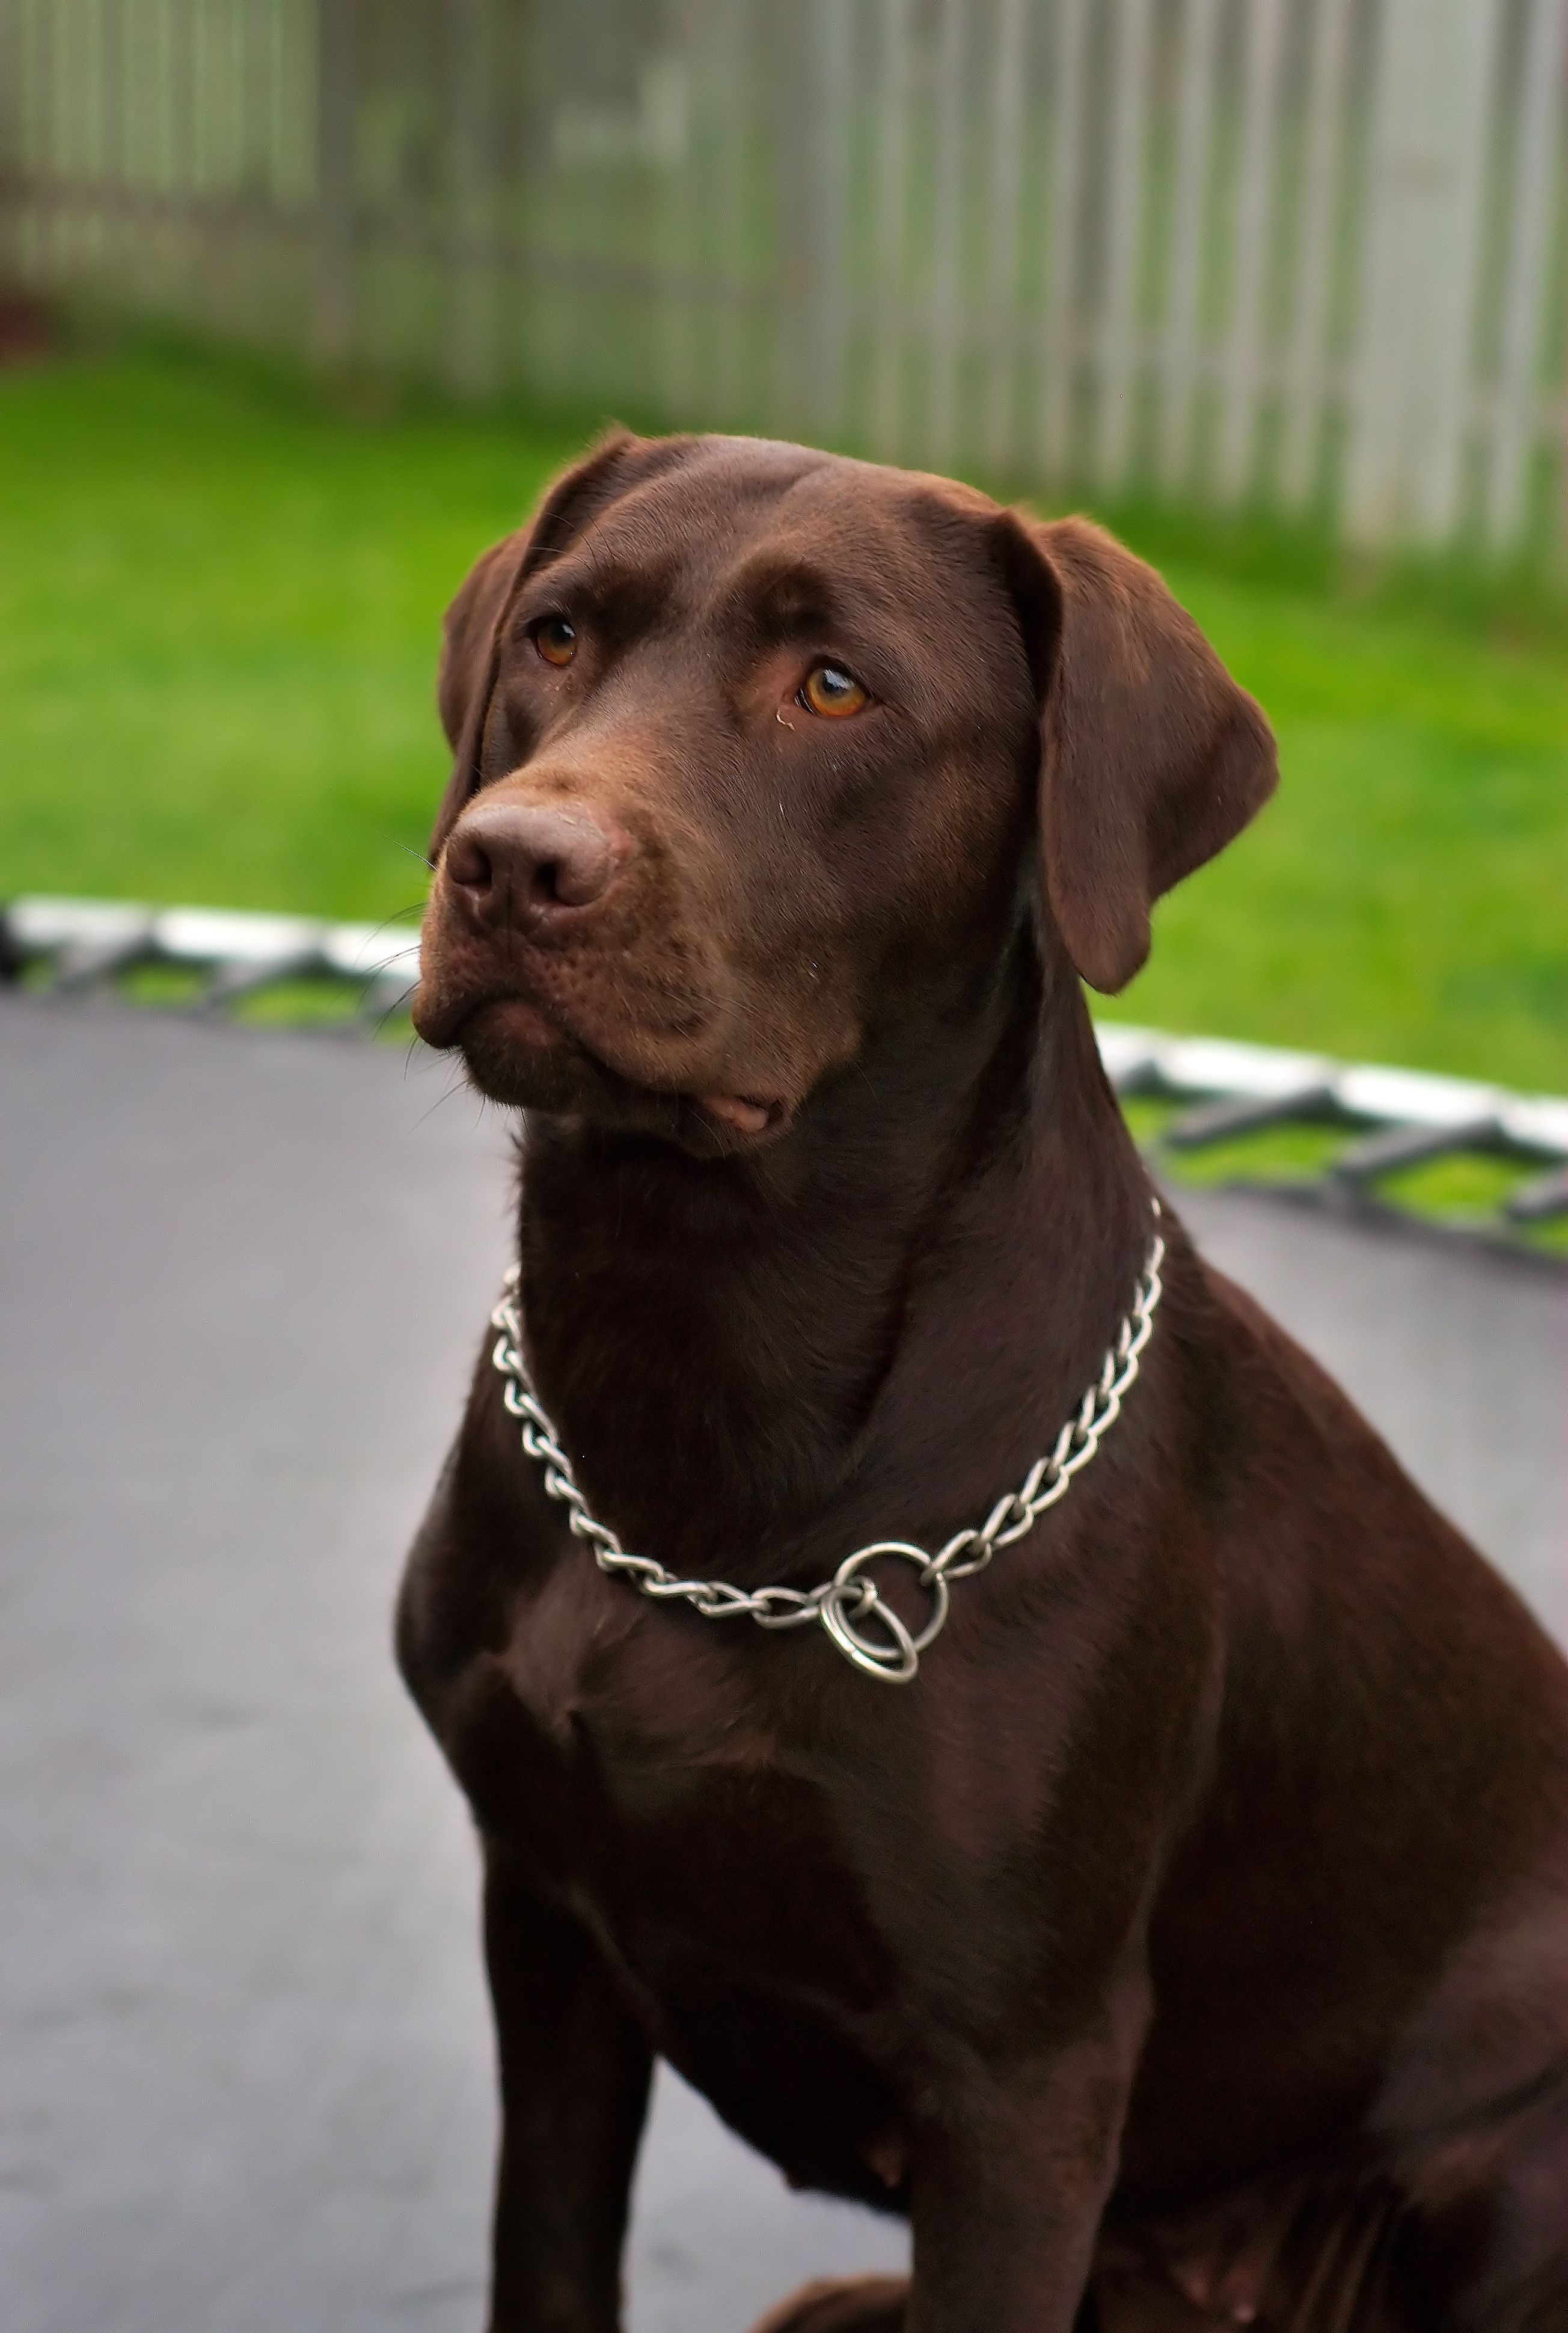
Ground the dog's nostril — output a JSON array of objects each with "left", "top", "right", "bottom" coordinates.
[
  {"left": 446, "top": 835, "right": 494, "bottom": 894},
  {"left": 539, "top": 826, "right": 616, "bottom": 907}
]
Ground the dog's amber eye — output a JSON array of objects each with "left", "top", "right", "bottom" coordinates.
[
  {"left": 534, "top": 617, "right": 577, "bottom": 669},
  {"left": 800, "top": 664, "right": 867, "bottom": 718}
]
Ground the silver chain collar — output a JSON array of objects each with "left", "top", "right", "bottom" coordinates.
[{"left": 489, "top": 1200, "right": 1165, "bottom": 1684}]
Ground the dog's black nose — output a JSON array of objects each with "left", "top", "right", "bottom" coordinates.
[{"left": 445, "top": 799, "right": 620, "bottom": 920}]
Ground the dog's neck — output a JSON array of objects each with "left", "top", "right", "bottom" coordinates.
[{"left": 510, "top": 937, "right": 1153, "bottom": 1578}]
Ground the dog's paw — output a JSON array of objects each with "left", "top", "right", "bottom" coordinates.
[{"left": 746, "top": 2273, "right": 908, "bottom": 2333}]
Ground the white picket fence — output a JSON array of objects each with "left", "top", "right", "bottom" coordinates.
[{"left": 2, "top": 0, "right": 1565, "bottom": 564}]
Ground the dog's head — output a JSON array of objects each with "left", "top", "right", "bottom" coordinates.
[{"left": 412, "top": 432, "right": 1275, "bottom": 1151}]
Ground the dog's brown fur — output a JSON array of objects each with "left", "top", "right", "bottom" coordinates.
[{"left": 399, "top": 432, "right": 1568, "bottom": 2332}]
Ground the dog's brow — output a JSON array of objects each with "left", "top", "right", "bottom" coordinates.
[
  {"left": 519, "top": 547, "right": 677, "bottom": 636},
  {"left": 724, "top": 557, "right": 844, "bottom": 638}
]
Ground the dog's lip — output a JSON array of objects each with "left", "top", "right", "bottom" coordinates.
[
  {"left": 411, "top": 977, "right": 565, "bottom": 1055},
  {"left": 420, "top": 981, "right": 792, "bottom": 1140}
]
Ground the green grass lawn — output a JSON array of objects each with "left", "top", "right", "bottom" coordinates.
[{"left": 3, "top": 343, "right": 1564, "bottom": 1091}]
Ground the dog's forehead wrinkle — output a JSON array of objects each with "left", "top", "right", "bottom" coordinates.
[
  {"left": 687, "top": 429, "right": 835, "bottom": 482},
  {"left": 547, "top": 526, "right": 687, "bottom": 622},
  {"left": 602, "top": 435, "right": 827, "bottom": 544},
  {"left": 553, "top": 444, "right": 1013, "bottom": 684}
]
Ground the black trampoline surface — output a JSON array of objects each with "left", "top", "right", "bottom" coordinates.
[{"left": 2, "top": 997, "right": 1563, "bottom": 2333}]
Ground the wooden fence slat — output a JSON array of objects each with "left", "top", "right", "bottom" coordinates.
[
  {"left": 190, "top": 0, "right": 208, "bottom": 195},
  {"left": 1040, "top": 0, "right": 1090, "bottom": 483},
  {"left": 1347, "top": 0, "right": 1508, "bottom": 545},
  {"left": 981, "top": 0, "right": 1028, "bottom": 479},
  {"left": 1159, "top": 0, "right": 1221, "bottom": 492},
  {"left": 13, "top": 0, "right": 36, "bottom": 283},
  {"left": 189, "top": 0, "right": 213, "bottom": 322},
  {"left": 82, "top": 0, "right": 103, "bottom": 250},
  {"left": 655, "top": 28, "right": 700, "bottom": 426},
  {"left": 313, "top": 0, "right": 355, "bottom": 367},
  {"left": 445, "top": 0, "right": 493, "bottom": 399},
  {"left": 869, "top": 0, "right": 913, "bottom": 461},
  {"left": 769, "top": 2, "right": 817, "bottom": 432},
  {"left": 47, "top": 0, "right": 68, "bottom": 285},
  {"left": 149, "top": 0, "right": 170, "bottom": 301},
  {"left": 713, "top": 0, "right": 755, "bottom": 430},
  {"left": 1278, "top": 0, "right": 1354, "bottom": 511},
  {"left": 245, "top": 0, "right": 278, "bottom": 336},
  {"left": 1421, "top": 0, "right": 1506, "bottom": 542},
  {"left": 40, "top": 0, "right": 63, "bottom": 284},
  {"left": 808, "top": 0, "right": 853, "bottom": 437},
  {"left": 51, "top": 0, "right": 77, "bottom": 272},
  {"left": 109, "top": 0, "right": 131, "bottom": 287},
  {"left": 1346, "top": 0, "right": 1429, "bottom": 544},
  {"left": 1215, "top": 0, "right": 1288, "bottom": 504},
  {"left": 1484, "top": 0, "right": 1568, "bottom": 548},
  {"left": 926, "top": 0, "right": 969, "bottom": 470},
  {"left": 1096, "top": 0, "right": 1157, "bottom": 492},
  {"left": 0, "top": 0, "right": 15, "bottom": 283}
]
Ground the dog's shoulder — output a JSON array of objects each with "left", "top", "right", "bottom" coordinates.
[{"left": 1186, "top": 1253, "right": 1568, "bottom": 1744}]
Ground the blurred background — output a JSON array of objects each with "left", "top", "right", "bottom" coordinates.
[{"left": 1, "top": 0, "right": 1564, "bottom": 1113}]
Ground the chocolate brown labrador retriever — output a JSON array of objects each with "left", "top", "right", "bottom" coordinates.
[{"left": 400, "top": 431, "right": 1568, "bottom": 2332}]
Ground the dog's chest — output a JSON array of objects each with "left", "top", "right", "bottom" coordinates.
[
  {"left": 446, "top": 1553, "right": 899, "bottom": 2011},
  {"left": 435, "top": 1566, "right": 915, "bottom": 2196}
]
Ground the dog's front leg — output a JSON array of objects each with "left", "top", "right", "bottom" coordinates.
[
  {"left": 905, "top": 2010, "right": 1147, "bottom": 2333},
  {"left": 483, "top": 1842, "right": 654, "bottom": 2333}
]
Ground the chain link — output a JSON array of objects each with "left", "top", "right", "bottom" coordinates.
[{"left": 489, "top": 1200, "right": 1165, "bottom": 1684}]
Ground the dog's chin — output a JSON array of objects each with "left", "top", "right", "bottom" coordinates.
[
  {"left": 452, "top": 995, "right": 595, "bottom": 1111},
  {"left": 443, "top": 995, "right": 794, "bottom": 1156}
]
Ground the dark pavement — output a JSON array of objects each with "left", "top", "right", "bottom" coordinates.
[{"left": 1, "top": 999, "right": 1563, "bottom": 2333}]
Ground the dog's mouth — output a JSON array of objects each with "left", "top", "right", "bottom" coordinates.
[
  {"left": 696, "top": 1091, "right": 776, "bottom": 1137},
  {"left": 414, "top": 980, "right": 789, "bottom": 1149}
]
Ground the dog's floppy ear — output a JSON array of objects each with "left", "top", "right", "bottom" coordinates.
[
  {"left": 995, "top": 512, "right": 1278, "bottom": 994},
  {"left": 430, "top": 428, "right": 687, "bottom": 856}
]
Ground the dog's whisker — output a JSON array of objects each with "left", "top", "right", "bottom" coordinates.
[{"left": 372, "top": 978, "right": 418, "bottom": 1039}]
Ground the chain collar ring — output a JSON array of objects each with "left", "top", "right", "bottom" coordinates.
[{"left": 489, "top": 1199, "right": 1164, "bottom": 1684}]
